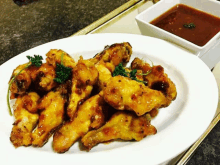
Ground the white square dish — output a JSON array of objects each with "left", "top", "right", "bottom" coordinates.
[{"left": 135, "top": 0, "right": 220, "bottom": 56}]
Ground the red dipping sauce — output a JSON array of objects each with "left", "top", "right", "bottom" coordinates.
[{"left": 150, "top": 4, "right": 220, "bottom": 46}]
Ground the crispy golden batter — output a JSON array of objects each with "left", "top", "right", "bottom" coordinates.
[
  {"left": 149, "top": 108, "right": 159, "bottom": 118},
  {"left": 32, "top": 91, "right": 65, "bottom": 147},
  {"left": 33, "top": 63, "right": 58, "bottom": 91},
  {"left": 130, "top": 57, "right": 151, "bottom": 73},
  {"left": 53, "top": 92, "right": 108, "bottom": 153},
  {"left": 73, "top": 57, "right": 98, "bottom": 86},
  {"left": 10, "top": 92, "right": 39, "bottom": 147},
  {"left": 95, "top": 60, "right": 113, "bottom": 90},
  {"left": 46, "top": 49, "right": 76, "bottom": 69},
  {"left": 81, "top": 112, "right": 157, "bottom": 150},
  {"left": 67, "top": 80, "right": 93, "bottom": 118},
  {"left": 90, "top": 42, "right": 132, "bottom": 66},
  {"left": 124, "top": 67, "right": 144, "bottom": 81},
  {"left": 131, "top": 57, "right": 177, "bottom": 101},
  {"left": 103, "top": 76, "right": 170, "bottom": 116},
  {"left": 21, "top": 92, "right": 40, "bottom": 113},
  {"left": 67, "top": 57, "right": 98, "bottom": 118},
  {"left": 9, "top": 62, "right": 58, "bottom": 97},
  {"left": 9, "top": 64, "right": 38, "bottom": 96}
]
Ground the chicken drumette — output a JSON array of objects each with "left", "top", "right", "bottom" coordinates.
[
  {"left": 82, "top": 112, "right": 157, "bottom": 150},
  {"left": 10, "top": 92, "right": 40, "bottom": 147},
  {"left": 53, "top": 91, "right": 109, "bottom": 153},
  {"left": 103, "top": 76, "right": 170, "bottom": 116}
]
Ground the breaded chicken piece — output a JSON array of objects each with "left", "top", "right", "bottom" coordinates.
[
  {"left": 53, "top": 92, "right": 108, "bottom": 153},
  {"left": 148, "top": 108, "right": 159, "bottom": 118},
  {"left": 131, "top": 57, "right": 177, "bottom": 101},
  {"left": 103, "top": 76, "right": 170, "bottom": 116},
  {"left": 95, "top": 60, "right": 113, "bottom": 90},
  {"left": 130, "top": 57, "right": 152, "bottom": 73},
  {"left": 9, "top": 64, "right": 38, "bottom": 96},
  {"left": 90, "top": 42, "right": 132, "bottom": 66},
  {"left": 32, "top": 90, "right": 65, "bottom": 147},
  {"left": 67, "top": 81, "right": 93, "bottom": 118},
  {"left": 94, "top": 60, "right": 144, "bottom": 91},
  {"left": 21, "top": 92, "right": 40, "bottom": 113},
  {"left": 124, "top": 67, "right": 145, "bottom": 82},
  {"left": 73, "top": 57, "right": 98, "bottom": 86},
  {"left": 46, "top": 49, "right": 76, "bottom": 69},
  {"left": 67, "top": 57, "right": 98, "bottom": 118},
  {"left": 81, "top": 112, "right": 157, "bottom": 150},
  {"left": 10, "top": 62, "right": 58, "bottom": 97},
  {"left": 33, "top": 63, "right": 58, "bottom": 91},
  {"left": 10, "top": 92, "right": 40, "bottom": 147}
]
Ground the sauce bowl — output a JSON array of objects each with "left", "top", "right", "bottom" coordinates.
[{"left": 135, "top": 0, "right": 220, "bottom": 63}]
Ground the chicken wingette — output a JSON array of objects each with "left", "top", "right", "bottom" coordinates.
[
  {"left": 32, "top": 89, "right": 66, "bottom": 147},
  {"left": 90, "top": 42, "right": 132, "bottom": 66},
  {"left": 81, "top": 112, "right": 157, "bottom": 150},
  {"left": 46, "top": 49, "right": 76, "bottom": 69},
  {"left": 67, "top": 57, "right": 98, "bottom": 118},
  {"left": 9, "top": 64, "right": 38, "bottom": 97},
  {"left": 10, "top": 92, "right": 40, "bottom": 147},
  {"left": 103, "top": 76, "right": 170, "bottom": 116},
  {"left": 9, "top": 62, "right": 58, "bottom": 97},
  {"left": 131, "top": 57, "right": 177, "bottom": 101},
  {"left": 53, "top": 92, "right": 108, "bottom": 153},
  {"left": 20, "top": 92, "right": 40, "bottom": 113},
  {"left": 95, "top": 60, "right": 113, "bottom": 90},
  {"left": 33, "top": 63, "right": 58, "bottom": 91}
]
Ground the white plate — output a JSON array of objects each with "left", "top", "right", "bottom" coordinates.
[{"left": 0, "top": 33, "right": 218, "bottom": 165}]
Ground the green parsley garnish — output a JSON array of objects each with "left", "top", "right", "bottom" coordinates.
[
  {"left": 112, "top": 63, "right": 129, "bottom": 77},
  {"left": 54, "top": 63, "right": 72, "bottom": 83},
  {"left": 54, "top": 53, "right": 72, "bottom": 84},
  {"left": 113, "top": 63, "right": 151, "bottom": 84},
  {"left": 183, "top": 23, "right": 196, "bottom": 29},
  {"left": 129, "top": 69, "right": 137, "bottom": 80},
  {"left": 27, "top": 55, "right": 43, "bottom": 67},
  {"left": 129, "top": 69, "right": 148, "bottom": 84},
  {"left": 7, "top": 55, "right": 43, "bottom": 116}
]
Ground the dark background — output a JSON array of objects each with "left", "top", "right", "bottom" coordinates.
[
  {"left": 0, "top": 0, "right": 129, "bottom": 64},
  {"left": 187, "top": 122, "right": 220, "bottom": 165}
]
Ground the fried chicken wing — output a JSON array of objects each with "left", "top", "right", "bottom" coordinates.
[
  {"left": 32, "top": 90, "right": 65, "bottom": 147},
  {"left": 10, "top": 92, "right": 39, "bottom": 147},
  {"left": 73, "top": 57, "right": 98, "bottom": 86},
  {"left": 103, "top": 76, "right": 170, "bottom": 116},
  {"left": 90, "top": 42, "right": 132, "bottom": 66},
  {"left": 81, "top": 112, "right": 157, "bottom": 150},
  {"left": 20, "top": 92, "right": 40, "bottom": 113},
  {"left": 33, "top": 63, "right": 58, "bottom": 91},
  {"left": 131, "top": 57, "right": 177, "bottom": 101},
  {"left": 67, "top": 81, "right": 93, "bottom": 118},
  {"left": 10, "top": 62, "right": 58, "bottom": 97},
  {"left": 95, "top": 60, "right": 113, "bottom": 90},
  {"left": 53, "top": 92, "right": 108, "bottom": 153},
  {"left": 9, "top": 64, "right": 38, "bottom": 96},
  {"left": 67, "top": 57, "right": 98, "bottom": 118},
  {"left": 8, "top": 42, "right": 177, "bottom": 153},
  {"left": 46, "top": 49, "right": 76, "bottom": 69}
]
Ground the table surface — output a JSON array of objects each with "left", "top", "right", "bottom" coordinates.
[
  {"left": 0, "top": 0, "right": 219, "bottom": 164},
  {"left": 0, "top": 0, "right": 129, "bottom": 64}
]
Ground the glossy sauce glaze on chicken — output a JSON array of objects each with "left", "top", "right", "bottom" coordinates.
[{"left": 8, "top": 42, "right": 176, "bottom": 152}]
